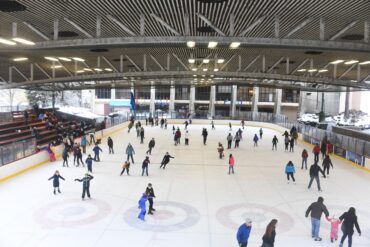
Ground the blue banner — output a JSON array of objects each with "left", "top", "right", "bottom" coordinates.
[{"left": 130, "top": 92, "right": 136, "bottom": 112}]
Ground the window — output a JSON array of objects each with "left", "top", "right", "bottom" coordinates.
[
  {"left": 135, "top": 87, "right": 151, "bottom": 99},
  {"left": 282, "top": 89, "right": 299, "bottom": 103},
  {"left": 95, "top": 89, "right": 111, "bottom": 99},
  {"left": 175, "top": 86, "right": 189, "bottom": 100},
  {"left": 155, "top": 86, "right": 170, "bottom": 100},
  {"left": 115, "top": 89, "right": 131, "bottom": 99},
  {"left": 216, "top": 85, "right": 231, "bottom": 101},
  {"left": 237, "top": 86, "right": 253, "bottom": 101},
  {"left": 259, "top": 88, "right": 275, "bottom": 102},
  {"left": 195, "top": 86, "right": 210, "bottom": 100}
]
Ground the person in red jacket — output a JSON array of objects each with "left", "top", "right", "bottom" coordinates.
[
  {"left": 302, "top": 149, "right": 309, "bottom": 169},
  {"left": 313, "top": 144, "right": 321, "bottom": 163}
]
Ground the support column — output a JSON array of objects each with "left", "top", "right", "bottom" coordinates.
[
  {"left": 209, "top": 85, "right": 216, "bottom": 118},
  {"left": 273, "top": 89, "right": 282, "bottom": 116},
  {"left": 130, "top": 82, "right": 135, "bottom": 94},
  {"left": 189, "top": 84, "right": 195, "bottom": 118},
  {"left": 344, "top": 88, "right": 350, "bottom": 119},
  {"left": 169, "top": 83, "right": 175, "bottom": 114},
  {"left": 150, "top": 83, "right": 155, "bottom": 117},
  {"left": 230, "top": 85, "right": 237, "bottom": 119},
  {"left": 251, "top": 86, "right": 259, "bottom": 120},
  {"left": 111, "top": 88, "right": 116, "bottom": 100}
]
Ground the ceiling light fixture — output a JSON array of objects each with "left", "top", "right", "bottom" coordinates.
[
  {"left": 44, "top": 57, "right": 59, "bottom": 61},
  {"left": 230, "top": 42, "right": 241, "bottom": 49},
  {"left": 344, "top": 60, "right": 359, "bottom": 65},
  {"left": 188, "top": 58, "right": 195, "bottom": 64},
  {"left": 217, "top": 59, "right": 225, "bottom": 63},
  {"left": 308, "top": 69, "right": 317, "bottom": 72},
  {"left": 193, "top": 75, "right": 197, "bottom": 77},
  {"left": 318, "top": 69, "right": 328, "bottom": 72},
  {"left": 192, "top": 68, "right": 197, "bottom": 71},
  {"left": 104, "top": 68, "right": 113, "bottom": 72},
  {"left": 94, "top": 68, "right": 102, "bottom": 72},
  {"left": 187, "top": 41, "right": 195, "bottom": 48},
  {"left": 51, "top": 65, "right": 62, "bottom": 69},
  {"left": 208, "top": 41, "right": 218, "bottom": 48},
  {"left": 203, "top": 68, "right": 208, "bottom": 71},
  {"left": 297, "top": 69, "right": 306, "bottom": 72},
  {"left": 83, "top": 68, "right": 92, "bottom": 71},
  {"left": 0, "top": 38, "right": 16, "bottom": 45},
  {"left": 12, "top": 38, "right": 35, "bottom": 45},
  {"left": 72, "top": 57, "right": 85, "bottom": 62},
  {"left": 76, "top": 70, "right": 85, "bottom": 73},
  {"left": 12, "top": 57, "right": 28, "bottom": 62},
  {"left": 214, "top": 68, "right": 219, "bottom": 72},
  {"left": 203, "top": 59, "right": 210, "bottom": 63},
  {"left": 58, "top": 57, "right": 72, "bottom": 62},
  {"left": 330, "top": 60, "right": 344, "bottom": 64},
  {"left": 359, "top": 61, "right": 370, "bottom": 65}
]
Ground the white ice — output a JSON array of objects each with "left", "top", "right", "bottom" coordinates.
[{"left": 0, "top": 122, "right": 369, "bottom": 247}]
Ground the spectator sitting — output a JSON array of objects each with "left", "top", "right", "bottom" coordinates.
[{"left": 38, "top": 113, "right": 44, "bottom": 121}]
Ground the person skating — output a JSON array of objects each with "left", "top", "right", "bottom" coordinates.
[
  {"left": 73, "top": 143, "right": 79, "bottom": 166},
  {"left": 107, "top": 137, "right": 114, "bottom": 154},
  {"left": 120, "top": 160, "right": 130, "bottom": 176},
  {"left": 85, "top": 154, "right": 94, "bottom": 173},
  {"left": 160, "top": 118, "right": 164, "bottom": 128},
  {"left": 301, "top": 149, "right": 308, "bottom": 169},
  {"left": 138, "top": 193, "right": 149, "bottom": 221},
  {"left": 320, "top": 140, "right": 327, "bottom": 159},
  {"left": 289, "top": 137, "right": 295, "bottom": 152},
  {"left": 292, "top": 131, "right": 298, "bottom": 144},
  {"left": 126, "top": 143, "right": 135, "bottom": 163},
  {"left": 146, "top": 183, "right": 156, "bottom": 215},
  {"left": 228, "top": 154, "right": 235, "bottom": 174},
  {"left": 75, "top": 173, "right": 94, "bottom": 200},
  {"left": 308, "top": 162, "right": 326, "bottom": 191},
  {"left": 89, "top": 132, "right": 95, "bottom": 145},
  {"left": 142, "top": 156, "right": 150, "bottom": 176},
  {"left": 339, "top": 207, "right": 361, "bottom": 247},
  {"left": 284, "top": 135, "right": 289, "bottom": 151},
  {"left": 229, "top": 122, "right": 232, "bottom": 131},
  {"left": 93, "top": 144, "right": 103, "bottom": 162},
  {"left": 217, "top": 143, "right": 224, "bottom": 159},
  {"left": 282, "top": 130, "right": 289, "bottom": 138},
  {"left": 185, "top": 130, "right": 189, "bottom": 145},
  {"left": 261, "top": 219, "right": 278, "bottom": 247},
  {"left": 325, "top": 215, "right": 342, "bottom": 243},
  {"left": 146, "top": 138, "right": 155, "bottom": 155},
  {"left": 234, "top": 133, "right": 241, "bottom": 148},
  {"left": 160, "top": 152, "right": 174, "bottom": 169},
  {"left": 175, "top": 128, "right": 181, "bottom": 145},
  {"left": 237, "top": 128, "right": 243, "bottom": 140},
  {"left": 322, "top": 155, "right": 333, "bottom": 176},
  {"left": 259, "top": 128, "right": 263, "bottom": 139},
  {"left": 172, "top": 125, "right": 176, "bottom": 134},
  {"left": 272, "top": 135, "right": 278, "bottom": 150},
  {"left": 184, "top": 120, "right": 189, "bottom": 130},
  {"left": 236, "top": 218, "right": 252, "bottom": 247},
  {"left": 164, "top": 119, "right": 168, "bottom": 129},
  {"left": 62, "top": 147, "right": 69, "bottom": 167},
  {"left": 241, "top": 120, "right": 245, "bottom": 129},
  {"left": 76, "top": 146, "right": 84, "bottom": 167},
  {"left": 81, "top": 135, "right": 87, "bottom": 154},
  {"left": 136, "top": 124, "right": 140, "bottom": 138},
  {"left": 211, "top": 120, "right": 215, "bottom": 130},
  {"left": 227, "top": 133, "right": 233, "bottom": 149},
  {"left": 305, "top": 197, "right": 329, "bottom": 241},
  {"left": 313, "top": 143, "right": 321, "bottom": 163},
  {"left": 253, "top": 134, "right": 259, "bottom": 147},
  {"left": 202, "top": 128, "right": 208, "bottom": 145},
  {"left": 48, "top": 170, "right": 65, "bottom": 195},
  {"left": 285, "top": 161, "right": 296, "bottom": 184},
  {"left": 140, "top": 127, "right": 145, "bottom": 144}
]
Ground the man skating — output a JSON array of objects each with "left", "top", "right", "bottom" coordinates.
[
  {"left": 305, "top": 197, "right": 329, "bottom": 241},
  {"left": 308, "top": 162, "right": 326, "bottom": 191},
  {"left": 146, "top": 183, "right": 156, "bottom": 215},
  {"left": 160, "top": 152, "right": 174, "bottom": 169},
  {"left": 75, "top": 173, "right": 94, "bottom": 200},
  {"left": 146, "top": 138, "right": 156, "bottom": 155}
]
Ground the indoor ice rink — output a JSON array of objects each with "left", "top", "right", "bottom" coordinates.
[{"left": 1, "top": 122, "right": 369, "bottom": 247}]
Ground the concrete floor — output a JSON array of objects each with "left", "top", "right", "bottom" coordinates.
[{"left": 0, "top": 122, "right": 369, "bottom": 247}]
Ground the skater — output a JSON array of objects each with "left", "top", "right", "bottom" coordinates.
[
  {"left": 253, "top": 134, "right": 259, "bottom": 147},
  {"left": 285, "top": 161, "right": 296, "bottom": 183},
  {"left": 185, "top": 130, "right": 189, "bottom": 145},
  {"left": 236, "top": 218, "right": 252, "bottom": 247},
  {"left": 81, "top": 135, "right": 87, "bottom": 154},
  {"left": 160, "top": 152, "right": 174, "bottom": 169},
  {"left": 93, "top": 144, "right": 103, "bottom": 162},
  {"left": 146, "top": 183, "right": 156, "bottom": 215},
  {"left": 228, "top": 154, "right": 235, "bottom": 174},
  {"left": 164, "top": 119, "right": 168, "bottom": 129},
  {"left": 62, "top": 148, "right": 69, "bottom": 167},
  {"left": 259, "top": 128, "right": 263, "bottom": 139},
  {"left": 48, "top": 170, "right": 65, "bottom": 195},
  {"left": 138, "top": 193, "right": 149, "bottom": 221},
  {"left": 89, "top": 132, "right": 95, "bottom": 145},
  {"left": 339, "top": 207, "right": 361, "bottom": 247},
  {"left": 322, "top": 155, "right": 333, "bottom": 176},
  {"left": 313, "top": 143, "right": 321, "bottom": 163},
  {"left": 237, "top": 128, "right": 243, "bottom": 140},
  {"left": 321, "top": 140, "right": 327, "bottom": 159},
  {"left": 202, "top": 128, "right": 208, "bottom": 145},
  {"left": 282, "top": 130, "right": 289, "bottom": 138},
  {"left": 120, "top": 160, "right": 130, "bottom": 176},
  {"left": 301, "top": 149, "right": 308, "bottom": 169},
  {"left": 227, "top": 133, "right": 233, "bottom": 149},
  {"left": 261, "top": 219, "right": 278, "bottom": 247},
  {"left": 229, "top": 122, "right": 232, "bottom": 131},
  {"left": 284, "top": 135, "right": 289, "bottom": 151},
  {"left": 305, "top": 197, "right": 329, "bottom": 241},
  {"left": 184, "top": 120, "right": 189, "bottom": 130},
  {"left": 107, "top": 137, "right": 114, "bottom": 154},
  {"left": 272, "top": 135, "right": 278, "bottom": 150},
  {"left": 241, "top": 120, "right": 245, "bottom": 129},
  {"left": 160, "top": 118, "right": 164, "bottom": 128},
  {"left": 126, "top": 143, "right": 135, "bottom": 163},
  {"left": 292, "top": 130, "right": 298, "bottom": 144},
  {"left": 175, "top": 128, "right": 181, "bottom": 145},
  {"left": 234, "top": 133, "right": 241, "bottom": 148},
  {"left": 140, "top": 127, "right": 145, "bottom": 144},
  {"left": 128, "top": 120, "right": 134, "bottom": 133},
  {"left": 289, "top": 137, "right": 295, "bottom": 152},
  {"left": 326, "top": 215, "right": 342, "bottom": 243},
  {"left": 146, "top": 138, "right": 155, "bottom": 155},
  {"left": 217, "top": 143, "right": 224, "bottom": 159},
  {"left": 76, "top": 146, "right": 84, "bottom": 167},
  {"left": 85, "top": 154, "right": 94, "bottom": 173},
  {"left": 211, "top": 120, "right": 215, "bottom": 130},
  {"left": 308, "top": 162, "right": 326, "bottom": 191},
  {"left": 136, "top": 124, "right": 140, "bottom": 137},
  {"left": 172, "top": 125, "right": 176, "bottom": 134},
  {"left": 75, "top": 173, "right": 94, "bottom": 200},
  {"left": 141, "top": 156, "right": 150, "bottom": 176}
]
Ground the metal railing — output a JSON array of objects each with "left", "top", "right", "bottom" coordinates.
[{"left": 0, "top": 137, "right": 37, "bottom": 166}]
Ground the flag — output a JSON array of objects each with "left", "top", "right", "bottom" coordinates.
[{"left": 130, "top": 92, "right": 136, "bottom": 112}]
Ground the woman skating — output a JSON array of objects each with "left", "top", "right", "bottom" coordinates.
[
  {"left": 301, "top": 149, "right": 308, "bottom": 169},
  {"left": 339, "top": 207, "right": 361, "bottom": 247},
  {"left": 62, "top": 148, "right": 69, "bottom": 167},
  {"left": 322, "top": 155, "right": 334, "bottom": 176},
  {"left": 262, "top": 219, "right": 278, "bottom": 247},
  {"left": 48, "top": 170, "right": 65, "bottom": 195},
  {"left": 228, "top": 154, "right": 235, "bottom": 174},
  {"left": 285, "top": 161, "right": 296, "bottom": 183},
  {"left": 217, "top": 143, "right": 224, "bottom": 159}
]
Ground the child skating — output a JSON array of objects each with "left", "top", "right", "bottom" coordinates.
[
  {"left": 85, "top": 154, "right": 94, "bottom": 173},
  {"left": 326, "top": 215, "right": 342, "bottom": 243},
  {"left": 120, "top": 160, "right": 130, "bottom": 176},
  {"left": 228, "top": 154, "right": 235, "bottom": 174},
  {"left": 75, "top": 173, "right": 94, "bottom": 200},
  {"left": 285, "top": 161, "right": 296, "bottom": 184},
  {"left": 48, "top": 170, "right": 65, "bottom": 195},
  {"left": 138, "top": 193, "right": 149, "bottom": 221},
  {"left": 253, "top": 134, "right": 259, "bottom": 147}
]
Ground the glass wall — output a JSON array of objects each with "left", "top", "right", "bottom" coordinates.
[
  {"left": 175, "top": 86, "right": 190, "bottom": 100},
  {"left": 115, "top": 88, "right": 131, "bottom": 99},
  {"left": 135, "top": 87, "right": 151, "bottom": 99},
  {"left": 237, "top": 86, "right": 253, "bottom": 101},
  {"left": 195, "top": 86, "right": 210, "bottom": 100},
  {"left": 259, "top": 88, "right": 275, "bottom": 102},
  {"left": 155, "top": 86, "right": 170, "bottom": 100},
  {"left": 95, "top": 89, "right": 111, "bottom": 99},
  {"left": 282, "top": 89, "right": 300, "bottom": 103},
  {"left": 216, "top": 85, "right": 232, "bottom": 101},
  {"left": 0, "top": 138, "right": 36, "bottom": 166}
]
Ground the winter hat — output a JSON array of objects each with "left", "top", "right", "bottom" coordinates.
[{"left": 245, "top": 218, "right": 252, "bottom": 224}]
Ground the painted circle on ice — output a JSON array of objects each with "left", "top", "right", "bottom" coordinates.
[
  {"left": 34, "top": 199, "right": 111, "bottom": 229},
  {"left": 123, "top": 201, "right": 200, "bottom": 232},
  {"left": 216, "top": 203, "right": 294, "bottom": 233}
]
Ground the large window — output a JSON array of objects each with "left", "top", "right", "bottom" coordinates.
[
  {"left": 259, "top": 88, "right": 275, "bottom": 102},
  {"left": 95, "top": 89, "right": 111, "bottom": 99},
  {"left": 237, "top": 86, "right": 253, "bottom": 101},
  {"left": 175, "top": 86, "right": 189, "bottom": 100},
  {"left": 115, "top": 89, "right": 131, "bottom": 99},
  {"left": 282, "top": 89, "right": 299, "bottom": 103},
  {"left": 135, "top": 87, "right": 151, "bottom": 99},
  {"left": 155, "top": 86, "right": 170, "bottom": 100},
  {"left": 195, "top": 86, "right": 210, "bottom": 100},
  {"left": 216, "top": 85, "right": 231, "bottom": 101}
]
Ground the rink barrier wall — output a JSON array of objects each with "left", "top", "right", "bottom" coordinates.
[{"left": 0, "top": 121, "right": 129, "bottom": 183}]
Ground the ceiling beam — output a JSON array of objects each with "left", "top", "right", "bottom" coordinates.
[
  {"left": 243, "top": 55, "right": 260, "bottom": 71},
  {"left": 125, "top": 55, "right": 142, "bottom": 71},
  {"left": 267, "top": 57, "right": 285, "bottom": 73},
  {"left": 339, "top": 64, "right": 357, "bottom": 79},
  {"left": 64, "top": 17, "right": 93, "bottom": 38},
  {"left": 220, "top": 55, "right": 236, "bottom": 70},
  {"left": 196, "top": 13, "right": 226, "bottom": 36},
  {"left": 106, "top": 14, "right": 137, "bottom": 36},
  {"left": 149, "top": 54, "right": 165, "bottom": 71},
  {"left": 329, "top": 21, "right": 358, "bottom": 41},
  {"left": 290, "top": 58, "right": 309, "bottom": 74},
  {"left": 12, "top": 66, "right": 29, "bottom": 81},
  {"left": 238, "top": 16, "right": 266, "bottom": 36},
  {"left": 150, "top": 14, "right": 180, "bottom": 36},
  {"left": 34, "top": 63, "right": 51, "bottom": 79},
  {"left": 22, "top": 22, "right": 50, "bottom": 41},
  {"left": 101, "top": 56, "right": 118, "bottom": 72},
  {"left": 285, "top": 17, "right": 314, "bottom": 38},
  {"left": 172, "top": 53, "right": 189, "bottom": 70}
]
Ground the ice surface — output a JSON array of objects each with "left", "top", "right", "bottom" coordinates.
[{"left": 0, "top": 123, "right": 369, "bottom": 247}]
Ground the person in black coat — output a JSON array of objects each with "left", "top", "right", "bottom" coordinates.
[
  {"left": 322, "top": 155, "right": 334, "bottom": 176},
  {"left": 62, "top": 148, "right": 69, "bottom": 167},
  {"left": 339, "top": 207, "right": 361, "bottom": 247},
  {"left": 107, "top": 137, "right": 114, "bottom": 154},
  {"left": 202, "top": 128, "right": 208, "bottom": 145},
  {"left": 75, "top": 173, "right": 94, "bottom": 200},
  {"left": 272, "top": 135, "right": 278, "bottom": 151},
  {"left": 308, "top": 162, "right": 326, "bottom": 191},
  {"left": 142, "top": 156, "right": 150, "bottom": 176},
  {"left": 48, "top": 170, "right": 65, "bottom": 194},
  {"left": 262, "top": 219, "right": 278, "bottom": 247},
  {"left": 140, "top": 127, "right": 145, "bottom": 144},
  {"left": 289, "top": 137, "right": 295, "bottom": 152},
  {"left": 146, "top": 138, "right": 156, "bottom": 155},
  {"left": 160, "top": 152, "right": 174, "bottom": 169},
  {"left": 146, "top": 183, "right": 156, "bottom": 215}
]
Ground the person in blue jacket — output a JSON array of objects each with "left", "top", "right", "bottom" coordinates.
[
  {"left": 80, "top": 135, "right": 87, "bottom": 154},
  {"left": 138, "top": 193, "right": 150, "bottom": 221},
  {"left": 237, "top": 218, "right": 252, "bottom": 247},
  {"left": 93, "top": 144, "right": 103, "bottom": 162},
  {"left": 85, "top": 154, "right": 94, "bottom": 173},
  {"left": 253, "top": 134, "right": 259, "bottom": 147},
  {"left": 285, "top": 160, "right": 296, "bottom": 183},
  {"left": 48, "top": 170, "right": 65, "bottom": 195}
]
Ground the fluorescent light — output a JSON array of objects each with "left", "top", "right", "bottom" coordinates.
[
  {"left": 359, "top": 61, "right": 370, "bottom": 65},
  {"left": 94, "top": 68, "right": 103, "bottom": 72},
  {"left": 210, "top": 75, "right": 214, "bottom": 77},
  {"left": 297, "top": 69, "right": 306, "bottom": 72},
  {"left": 203, "top": 68, "right": 208, "bottom": 71},
  {"left": 330, "top": 60, "right": 344, "bottom": 64},
  {"left": 230, "top": 42, "right": 241, "bottom": 49},
  {"left": 217, "top": 59, "right": 225, "bottom": 63},
  {"left": 0, "top": 38, "right": 16, "bottom": 45},
  {"left": 187, "top": 41, "right": 195, "bottom": 48},
  {"left": 76, "top": 70, "right": 85, "bottom": 73},
  {"left": 12, "top": 38, "right": 35, "bottom": 45},
  {"left": 188, "top": 58, "right": 195, "bottom": 64},
  {"left": 104, "top": 68, "right": 113, "bottom": 72},
  {"left": 192, "top": 68, "right": 197, "bottom": 71},
  {"left": 13, "top": 57, "right": 28, "bottom": 62},
  {"left": 202, "top": 74, "right": 206, "bottom": 77},
  {"left": 72, "top": 57, "right": 85, "bottom": 62},
  {"left": 318, "top": 69, "right": 328, "bottom": 73},
  {"left": 83, "top": 68, "right": 92, "bottom": 71},
  {"left": 308, "top": 69, "right": 317, "bottom": 72},
  {"left": 51, "top": 65, "right": 62, "bottom": 69},
  {"left": 203, "top": 59, "right": 210, "bottom": 63},
  {"left": 344, "top": 60, "right": 359, "bottom": 65},
  {"left": 214, "top": 68, "right": 219, "bottom": 72},
  {"left": 44, "top": 57, "right": 59, "bottom": 61},
  {"left": 58, "top": 57, "right": 72, "bottom": 62},
  {"left": 193, "top": 75, "right": 197, "bottom": 77},
  {"left": 208, "top": 41, "right": 218, "bottom": 48}
]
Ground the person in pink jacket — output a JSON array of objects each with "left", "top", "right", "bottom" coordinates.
[
  {"left": 228, "top": 154, "right": 235, "bottom": 174},
  {"left": 326, "top": 215, "right": 342, "bottom": 243}
]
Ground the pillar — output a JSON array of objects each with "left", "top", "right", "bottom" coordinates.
[
  {"left": 209, "top": 85, "right": 216, "bottom": 118},
  {"left": 251, "top": 86, "right": 259, "bottom": 120},
  {"left": 130, "top": 82, "right": 134, "bottom": 94},
  {"left": 189, "top": 84, "right": 195, "bottom": 117},
  {"left": 150, "top": 83, "right": 155, "bottom": 117},
  {"left": 273, "top": 89, "right": 282, "bottom": 116},
  {"left": 111, "top": 88, "right": 116, "bottom": 100},
  {"left": 230, "top": 85, "right": 237, "bottom": 119},
  {"left": 169, "top": 83, "right": 175, "bottom": 114},
  {"left": 344, "top": 88, "right": 350, "bottom": 119}
]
